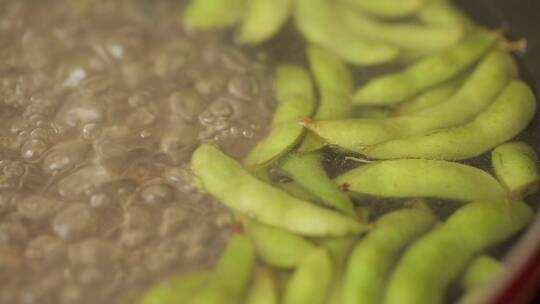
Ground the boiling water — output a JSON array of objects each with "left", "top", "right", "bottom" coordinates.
[{"left": 0, "top": 1, "right": 276, "bottom": 303}]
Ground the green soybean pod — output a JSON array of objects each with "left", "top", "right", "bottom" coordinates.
[
  {"left": 363, "top": 81, "right": 537, "bottom": 160},
  {"left": 419, "top": 0, "right": 473, "bottom": 27},
  {"left": 276, "top": 181, "right": 321, "bottom": 202},
  {"left": 343, "top": 208, "right": 437, "bottom": 304},
  {"left": 304, "top": 50, "right": 517, "bottom": 151},
  {"left": 295, "top": 0, "right": 399, "bottom": 66},
  {"left": 244, "top": 64, "right": 316, "bottom": 167},
  {"left": 353, "top": 34, "right": 497, "bottom": 106},
  {"left": 237, "top": 0, "right": 293, "bottom": 45},
  {"left": 318, "top": 236, "right": 358, "bottom": 304},
  {"left": 245, "top": 220, "right": 315, "bottom": 268},
  {"left": 188, "top": 233, "right": 255, "bottom": 304},
  {"left": 298, "top": 45, "right": 354, "bottom": 153},
  {"left": 245, "top": 267, "right": 279, "bottom": 304},
  {"left": 342, "top": 0, "right": 425, "bottom": 19},
  {"left": 283, "top": 248, "right": 334, "bottom": 304},
  {"left": 279, "top": 153, "right": 356, "bottom": 216},
  {"left": 459, "top": 256, "right": 504, "bottom": 291},
  {"left": 306, "top": 46, "right": 354, "bottom": 119},
  {"left": 278, "top": 47, "right": 355, "bottom": 216},
  {"left": 192, "top": 144, "right": 367, "bottom": 236},
  {"left": 492, "top": 142, "right": 540, "bottom": 195},
  {"left": 334, "top": 159, "right": 506, "bottom": 202},
  {"left": 139, "top": 271, "right": 209, "bottom": 304},
  {"left": 355, "top": 107, "right": 393, "bottom": 119},
  {"left": 383, "top": 199, "right": 534, "bottom": 304},
  {"left": 182, "top": 0, "right": 246, "bottom": 30},
  {"left": 340, "top": 5, "right": 463, "bottom": 58},
  {"left": 393, "top": 74, "right": 466, "bottom": 115}
]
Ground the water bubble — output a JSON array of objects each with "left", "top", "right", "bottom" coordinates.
[
  {"left": 82, "top": 123, "right": 100, "bottom": 140},
  {"left": 29, "top": 127, "right": 52, "bottom": 140},
  {"left": 17, "top": 195, "right": 63, "bottom": 221},
  {"left": 127, "top": 106, "right": 157, "bottom": 127},
  {"left": 21, "top": 139, "right": 47, "bottom": 160},
  {"left": 122, "top": 205, "right": 152, "bottom": 230},
  {"left": 89, "top": 193, "right": 111, "bottom": 208},
  {"left": 139, "top": 129, "right": 152, "bottom": 138},
  {"left": 108, "top": 44, "right": 124, "bottom": 59},
  {"left": 42, "top": 140, "right": 89, "bottom": 173},
  {"left": 144, "top": 242, "right": 180, "bottom": 272},
  {"left": 159, "top": 207, "right": 188, "bottom": 236},
  {"left": 63, "top": 68, "right": 87, "bottom": 88},
  {"left": 57, "top": 165, "right": 112, "bottom": 198},
  {"left": 120, "top": 206, "right": 152, "bottom": 248},
  {"left": 169, "top": 90, "right": 207, "bottom": 122},
  {"left": 198, "top": 111, "right": 215, "bottom": 126},
  {"left": 3, "top": 161, "right": 25, "bottom": 178},
  {"left": 195, "top": 72, "right": 227, "bottom": 96},
  {"left": 25, "top": 235, "right": 66, "bottom": 265},
  {"left": 228, "top": 75, "right": 257, "bottom": 100},
  {"left": 56, "top": 100, "right": 103, "bottom": 128},
  {"left": 140, "top": 184, "right": 173, "bottom": 205},
  {"left": 209, "top": 98, "right": 234, "bottom": 118},
  {"left": 160, "top": 126, "right": 199, "bottom": 163},
  {"left": 68, "top": 239, "right": 119, "bottom": 266},
  {"left": 52, "top": 203, "right": 97, "bottom": 240},
  {"left": 220, "top": 48, "right": 249, "bottom": 73},
  {"left": 128, "top": 91, "right": 152, "bottom": 108},
  {"left": 242, "top": 129, "right": 254, "bottom": 138}
]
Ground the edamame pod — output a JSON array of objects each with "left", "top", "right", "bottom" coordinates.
[
  {"left": 276, "top": 181, "right": 320, "bottom": 202},
  {"left": 393, "top": 74, "right": 466, "bottom": 115},
  {"left": 334, "top": 159, "right": 506, "bottom": 202},
  {"left": 384, "top": 199, "right": 534, "bottom": 304},
  {"left": 305, "top": 46, "right": 354, "bottom": 119},
  {"left": 237, "top": 0, "right": 293, "bottom": 45},
  {"left": 283, "top": 248, "right": 333, "bottom": 304},
  {"left": 363, "top": 81, "right": 537, "bottom": 160},
  {"left": 244, "top": 65, "right": 316, "bottom": 167},
  {"left": 319, "top": 237, "right": 358, "bottom": 304},
  {"left": 277, "top": 47, "right": 356, "bottom": 217},
  {"left": 139, "top": 271, "right": 209, "bottom": 304},
  {"left": 353, "top": 34, "right": 497, "bottom": 105},
  {"left": 304, "top": 51, "right": 517, "bottom": 151},
  {"left": 280, "top": 153, "right": 356, "bottom": 216},
  {"left": 245, "top": 220, "right": 315, "bottom": 268},
  {"left": 295, "top": 0, "right": 399, "bottom": 66},
  {"left": 192, "top": 144, "right": 367, "bottom": 236},
  {"left": 459, "top": 256, "right": 504, "bottom": 291},
  {"left": 343, "top": 208, "right": 437, "bottom": 304},
  {"left": 342, "top": 0, "right": 425, "bottom": 19},
  {"left": 188, "top": 234, "right": 255, "bottom": 304},
  {"left": 182, "top": 0, "right": 246, "bottom": 30},
  {"left": 298, "top": 46, "right": 354, "bottom": 153},
  {"left": 355, "top": 107, "right": 392, "bottom": 119},
  {"left": 492, "top": 142, "right": 540, "bottom": 194},
  {"left": 340, "top": 6, "right": 463, "bottom": 57},
  {"left": 419, "top": 0, "right": 473, "bottom": 27},
  {"left": 245, "top": 267, "right": 278, "bottom": 304}
]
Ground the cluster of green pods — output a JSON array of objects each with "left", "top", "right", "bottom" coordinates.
[
  {"left": 139, "top": 1, "right": 540, "bottom": 303},
  {"left": 183, "top": 0, "right": 472, "bottom": 64}
]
